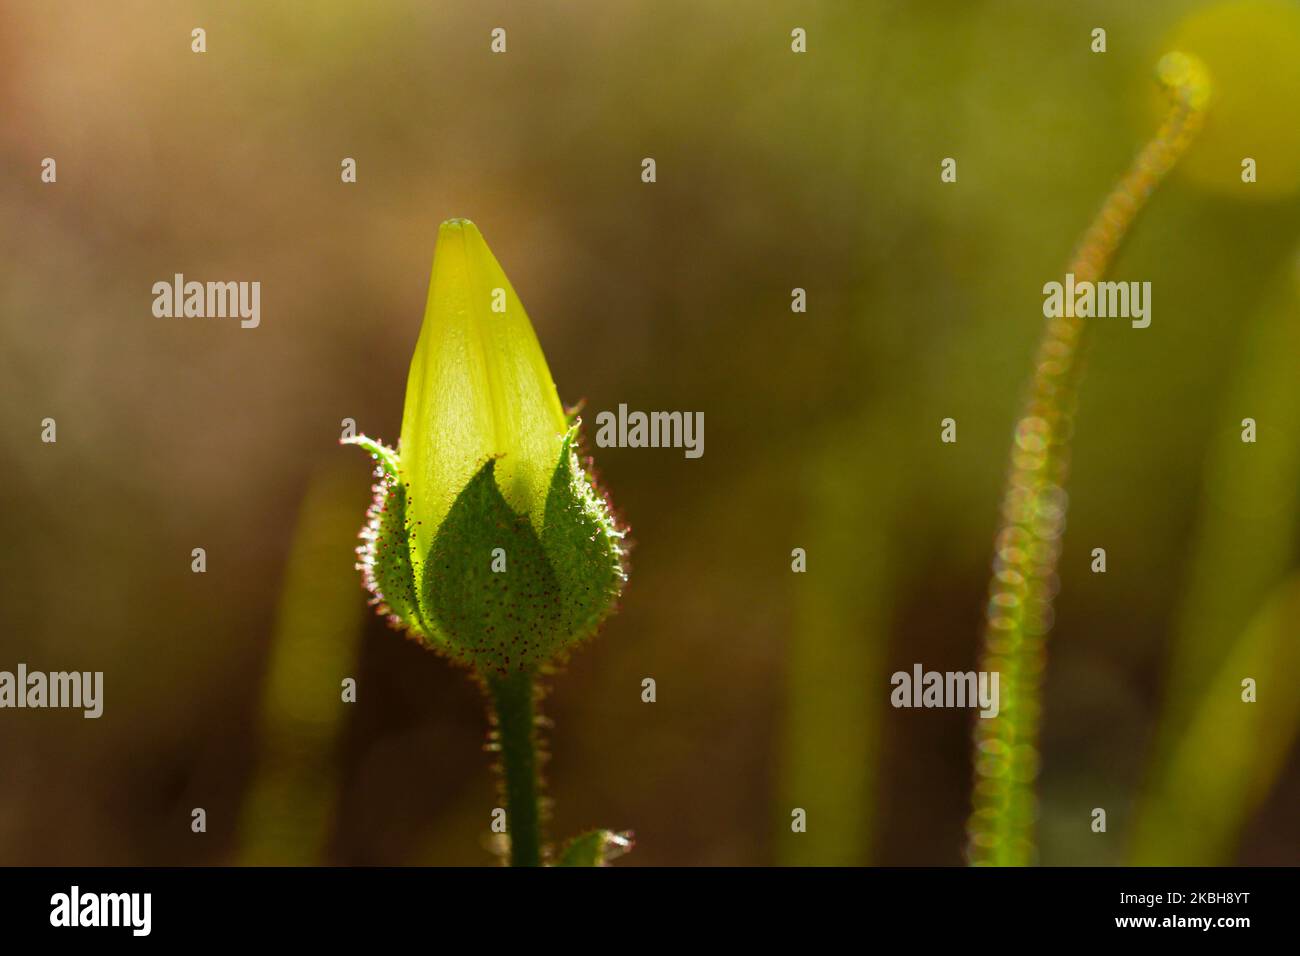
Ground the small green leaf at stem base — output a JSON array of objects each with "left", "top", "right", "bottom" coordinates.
[{"left": 556, "top": 829, "right": 634, "bottom": 867}]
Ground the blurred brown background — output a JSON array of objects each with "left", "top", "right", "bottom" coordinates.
[{"left": 2, "top": 0, "right": 1298, "bottom": 865}]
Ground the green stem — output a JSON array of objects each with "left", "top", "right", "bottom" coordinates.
[{"left": 486, "top": 668, "right": 543, "bottom": 867}]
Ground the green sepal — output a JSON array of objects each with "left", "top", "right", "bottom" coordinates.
[
  {"left": 555, "top": 829, "right": 634, "bottom": 867},
  {"left": 541, "top": 426, "right": 627, "bottom": 645},
  {"left": 349, "top": 424, "right": 626, "bottom": 673},
  {"left": 344, "top": 435, "right": 430, "bottom": 641},
  {"left": 342, "top": 433, "right": 401, "bottom": 479},
  {"left": 420, "top": 426, "right": 625, "bottom": 673},
  {"left": 423, "top": 458, "right": 566, "bottom": 673}
]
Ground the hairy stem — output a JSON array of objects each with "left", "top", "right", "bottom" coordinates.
[
  {"left": 965, "top": 53, "right": 1210, "bottom": 866},
  {"left": 487, "top": 668, "right": 544, "bottom": 867}
]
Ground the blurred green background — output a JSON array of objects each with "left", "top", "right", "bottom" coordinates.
[{"left": 2, "top": 0, "right": 1298, "bottom": 865}]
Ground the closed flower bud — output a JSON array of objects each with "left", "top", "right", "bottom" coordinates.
[{"left": 346, "top": 219, "right": 626, "bottom": 675}]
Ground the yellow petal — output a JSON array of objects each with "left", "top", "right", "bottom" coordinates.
[{"left": 399, "top": 219, "right": 568, "bottom": 566}]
